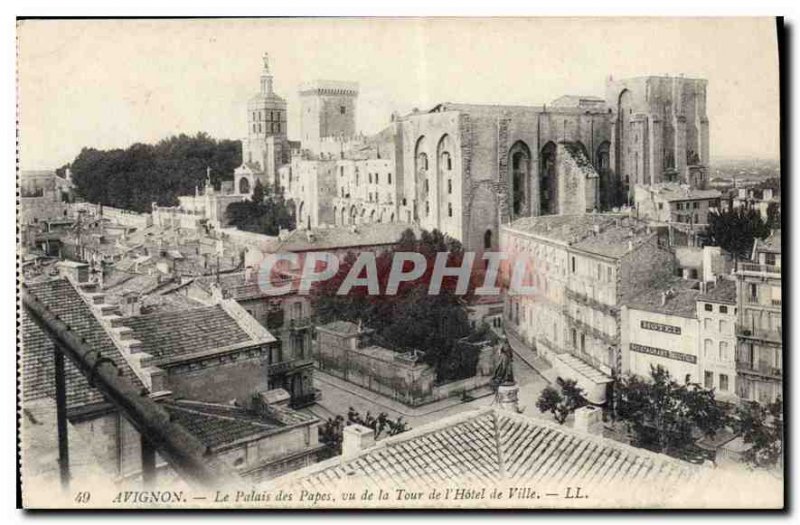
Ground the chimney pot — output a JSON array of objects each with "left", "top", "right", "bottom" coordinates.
[{"left": 342, "top": 424, "right": 375, "bottom": 459}]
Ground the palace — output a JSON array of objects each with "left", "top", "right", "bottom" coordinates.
[{"left": 234, "top": 55, "right": 710, "bottom": 252}]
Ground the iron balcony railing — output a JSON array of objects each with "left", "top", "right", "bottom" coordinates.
[
  {"left": 738, "top": 262, "right": 782, "bottom": 276},
  {"left": 736, "top": 361, "right": 782, "bottom": 379}
]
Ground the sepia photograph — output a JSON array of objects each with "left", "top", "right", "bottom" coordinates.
[{"left": 15, "top": 16, "right": 784, "bottom": 510}]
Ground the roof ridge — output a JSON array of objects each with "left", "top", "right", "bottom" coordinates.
[{"left": 491, "top": 409, "right": 506, "bottom": 479}]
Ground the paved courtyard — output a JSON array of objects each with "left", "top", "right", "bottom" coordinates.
[{"left": 301, "top": 345, "right": 553, "bottom": 429}]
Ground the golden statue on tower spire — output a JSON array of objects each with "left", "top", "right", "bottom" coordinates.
[{"left": 262, "top": 52, "right": 270, "bottom": 72}]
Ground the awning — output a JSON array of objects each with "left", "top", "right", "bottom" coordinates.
[{"left": 552, "top": 353, "right": 613, "bottom": 405}]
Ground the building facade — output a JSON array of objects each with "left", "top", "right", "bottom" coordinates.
[
  {"left": 500, "top": 213, "right": 677, "bottom": 404},
  {"left": 735, "top": 231, "right": 782, "bottom": 403}
]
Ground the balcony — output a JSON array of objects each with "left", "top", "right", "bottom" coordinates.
[
  {"left": 738, "top": 262, "right": 782, "bottom": 277},
  {"left": 737, "top": 326, "right": 782, "bottom": 344},
  {"left": 736, "top": 361, "right": 782, "bottom": 379},
  {"left": 289, "top": 317, "right": 314, "bottom": 331},
  {"left": 267, "top": 357, "right": 315, "bottom": 376}
]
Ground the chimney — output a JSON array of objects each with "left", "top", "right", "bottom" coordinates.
[
  {"left": 57, "top": 261, "right": 90, "bottom": 284},
  {"left": 342, "top": 424, "right": 375, "bottom": 459},
  {"left": 573, "top": 405, "right": 603, "bottom": 435}
]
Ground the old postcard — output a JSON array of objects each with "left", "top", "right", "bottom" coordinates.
[{"left": 16, "top": 17, "right": 784, "bottom": 509}]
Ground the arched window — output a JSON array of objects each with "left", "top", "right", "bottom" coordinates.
[
  {"left": 239, "top": 177, "right": 251, "bottom": 195},
  {"left": 508, "top": 141, "right": 531, "bottom": 218},
  {"left": 540, "top": 142, "right": 557, "bottom": 215},
  {"left": 484, "top": 229, "right": 493, "bottom": 249}
]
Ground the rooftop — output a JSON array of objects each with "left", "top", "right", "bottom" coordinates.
[
  {"left": 643, "top": 184, "right": 722, "bottom": 202},
  {"left": 506, "top": 214, "right": 657, "bottom": 259},
  {"left": 274, "top": 223, "right": 421, "bottom": 253},
  {"left": 623, "top": 278, "right": 701, "bottom": 318},
  {"left": 271, "top": 407, "right": 697, "bottom": 491},
  {"left": 21, "top": 278, "right": 145, "bottom": 409},
  {"left": 159, "top": 399, "right": 315, "bottom": 450},
  {"left": 754, "top": 230, "right": 781, "bottom": 254},
  {"left": 317, "top": 320, "right": 362, "bottom": 337},
  {"left": 299, "top": 79, "right": 359, "bottom": 94},
  {"left": 698, "top": 279, "right": 737, "bottom": 305},
  {"left": 119, "top": 302, "right": 275, "bottom": 362}
]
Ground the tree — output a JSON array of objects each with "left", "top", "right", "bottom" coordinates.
[
  {"left": 766, "top": 202, "right": 781, "bottom": 229},
  {"left": 225, "top": 181, "right": 295, "bottom": 235},
  {"left": 615, "top": 366, "right": 728, "bottom": 457},
  {"left": 68, "top": 133, "right": 242, "bottom": 212},
  {"left": 319, "top": 407, "right": 409, "bottom": 455},
  {"left": 311, "top": 228, "right": 484, "bottom": 382},
  {"left": 733, "top": 397, "right": 783, "bottom": 469},
  {"left": 536, "top": 377, "right": 585, "bottom": 424},
  {"left": 704, "top": 207, "right": 770, "bottom": 259}
]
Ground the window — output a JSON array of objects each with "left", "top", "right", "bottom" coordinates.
[
  {"left": 424, "top": 179, "right": 429, "bottom": 193},
  {"left": 719, "top": 341, "right": 729, "bottom": 361},
  {"left": 340, "top": 106, "right": 346, "bottom": 114},
  {"left": 448, "top": 203, "right": 453, "bottom": 217},
  {"left": 571, "top": 257, "right": 576, "bottom": 273},
  {"left": 607, "top": 267, "right": 612, "bottom": 282},
  {"left": 677, "top": 203, "right": 683, "bottom": 210},
  {"left": 719, "top": 305, "right": 728, "bottom": 314},
  {"left": 596, "top": 264, "right": 602, "bottom": 280},
  {"left": 658, "top": 203, "right": 664, "bottom": 210},
  {"left": 704, "top": 303, "right": 713, "bottom": 312},
  {"left": 719, "top": 374, "right": 729, "bottom": 392},
  {"left": 388, "top": 173, "right": 392, "bottom": 185},
  {"left": 369, "top": 173, "right": 372, "bottom": 184},
  {"left": 693, "top": 202, "right": 699, "bottom": 209},
  {"left": 448, "top": 179, "right": 452, "bottom": 194},
  {"left": 704, "top": 339, "right": 713, "bottom": 358},
  {"left": 580, "top": 333, "right": 586, "bottom": 353},
  {"left": 719, "top": 320, "right": 728, "bottom": 333},
  {"left": 704, "top": 371, "right": 714, "bottom": 389},
  {"left": 572, "top": 329, "right": 577, "bottom": 348},
  {"left": 704, "top": 318, "right": 712, "bottom": 330}
]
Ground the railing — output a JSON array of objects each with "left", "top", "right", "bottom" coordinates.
[
  {"left": 739, "top": 262, "right": 782, "bottom": 275},
  {"left": 289, "top": 317, "right": 314, "bottom": 331},
  {"left": 737, "top": 326, "right": 783, "bottom": 343},
  {"left": 22, "top": 287, "right": 235, "bottom": 488},
  {"left": 267, "top": 357, "right": 315, "bottom": 376},
  {"left": 736, "top": 361, "right": 782, "bottom": 378}
]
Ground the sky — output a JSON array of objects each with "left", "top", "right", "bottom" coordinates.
[{"left": 17, "top": 17, "right": 780, "bottom": 170}]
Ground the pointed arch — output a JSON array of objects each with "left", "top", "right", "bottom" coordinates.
[
  {"left": 508, "top": 140, "right": 532, "bottom": 219},
  {"left": 540, "top": 142, "right": 558, "bottom": 215}
]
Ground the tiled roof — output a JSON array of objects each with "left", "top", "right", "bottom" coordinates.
[
  {"left": 698, "top": 279, "right": 736, "bottom": 305},
  {"left": 119, "top": 304, "right": 256, "bottom": 360},
  {"left": 506, "top": 214, "right": 659, "bottom": 259},
  {"left": 646, "top": 184, "right": 722, "bottom": 202},
  {"left": 274, "top": 408, "right": 696, "bottom": 491},
  {"left": 754, "top": 230, "right": 781, "bottom": 254},
  {"left": 274, "top": 223, "right": 421, "bottom": 253},
  {"left": 507, "top": 213, "right": 636, "bottom": 247},
  {"left": 161, "top": 401, "right": 277, "bottom": 449},
  {"left": 622, "top": 278, "right": 701, "bottom": 318},
  {"left": 160, "top": 400, "right": 316, "bottom": 449},
  {"left": 21, "top": 278, "right": 144, "bottom": 409}
]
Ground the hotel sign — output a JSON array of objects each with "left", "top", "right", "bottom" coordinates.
[
  {"left": 640, "top": 320, "right": 681, "bottom": 335},
  {"left": 630, "top": 343, "right": 697, "bottom": 364}
]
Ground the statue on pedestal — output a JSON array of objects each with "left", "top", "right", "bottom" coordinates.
[{"left": 492, "top": 338, "right": 515, "bottom": 388}]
